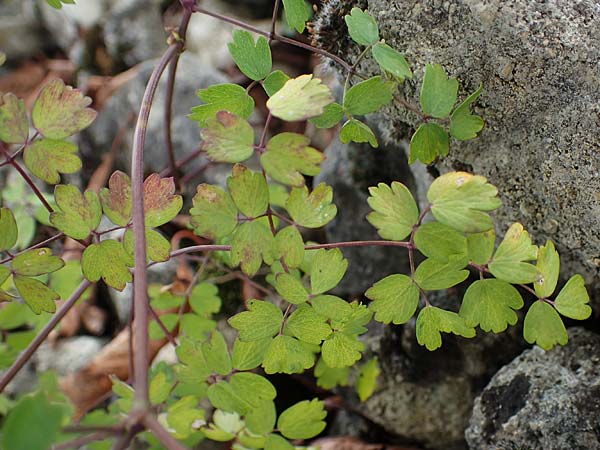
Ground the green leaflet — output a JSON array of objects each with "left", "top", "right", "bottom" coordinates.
[
  {"left": 270, "top": 226, "right": 305, "bottom": 268},
  {"left": 202, "top": 331, "right": 232, "bottom": 376},
  {"left": 0, "top": 93, "right": 28, "bottom": 144},
  {"left": 365, "top": 274, "right": 419, "bottom": 324},
  {"left": 262, "top": 132, "right": 324, "bottom": 187},
  {"left": 450, "top": 84, "right": 484, "bottom": 140},
  {"left": 321, "top": 331, "right": 364, "bottom": 368},
  {"left": 314, "top": 358, "right": 350, "bottom": 389},
  {"left": 277, "top": 399, "right": 327, "bottom": 439},
  {"left": 344, "top": 76, "right": 394, "bottom": 116},
  {"left": 50, "top": 185, "right": 102, "bottom": 239},
  {"left": 263, "top": 70, "right": 290, "bottom": 97},
  {"left": 372, "top": 43, "right": 412, "bottom": 81},
  {"left": 190, "top": 184, "right": 238, "bottom": 240},
  {"left": 467, "top": 229, "right": 495, "bottom": 265},
  {"left": 0, "top": 207, "right": 18, "bottom": 252},
  {"left": 265, "top": 434, "right": 294, "bottom": 450},
  {"left": 190, "top": 83, "right": 255, "bottom": 126},
  {"left": 523, "top": 301, "right": 567, "bottom": 350},
  {"left": 246, "top": 399, "right": 277, "bottom": 435},
  {"left": 228, "top": 30, "right": 272, "bottom": 81},
  {"left": 416, "top": 306, "right": 475, "bottom": 351},
  {"left": 409, "top": 123, "right": 449, "bottom": 165},
  {"left": 344, "top": 8, "right": 379, "bottom": 46},
  {"left": 282, "top": 0, "right": 311, "bottom": 33},
  {"left": 23, "top": 139, "right": 81, "bottom": 184},
  {"left": 356, "top": 357, "right": 380, "bottom": 401},
  {"left": 309, "top": 103, "right": 344, "bottom": 129},
  {"left": 367, "top": 181, "right": 419, "bottom": 241},
  {"left": 286, "top": 183, "right": 337, "bottom": 228},
  {"left": 554, "top": 275, "right": 591, "bottom": 320},
  {"left": 275, "top": 273, "right": 309, "bottom": 304},
  {"left": 232, "top": 337, "right": 270, "bottom": 371},
  {"left": 46, "top": 0, "right": 76, "bottom": 8},
  {"left": 166, "top": 396, "right": 205, "bottom": 440},
  {"left": 488, "top": 223, "right": 540, "bottom": 284},
  {"left": 266, "top": 75, "right": 333, "bottom": 121},
  {"left": 227, "top": 164, "right": 269, "bottom": 218},
  {"left": 14, "top": 275, "right": 60, "bottom": 314},
  {"left": 82, "top": 239, "right": 134, "bottom": 291},
  {"left": 12, "top": 248, "right": 64, "bottom": 276},
  {"left": 231, "top": 221, "right": 273, "bottom": 276},
  {"left": 311, "top": 295, "right": 353, "bottom": 321},
  {"left": 284, "top": 304, "right": 331, "bottom": 344},
  {"left": 263, "top": 334, "right": 315, "bottom": 374},
  {"left": 339, "top": 119, "right": 378, "bottom": 147},
  {"left": 420, "top": 64, "right": 458, "bottom": 118},
  {"left": 32, "top": 79, "right": 97, "bottom": 139},
  {"left": 459, "top": 279, "right": 524, "bottom": 333},
  {"left": 149, "top": 371, "right": 175, "bottom": 405},
  {"left": 229, "top": 299, "right": 283, "bottom": 341},
  {"left": 200, "top": 111, "right": 254, "bottom": 163},
  {"left": 535, "top": 240, "right": 560, "bottom": 298},
  {"left": 142, "top": 174, "right": 183, "bottom": 228},
  {"left": 123, "top": 228, "right": 171, "bottom": 263},
  {"left": 414, "top": 256, "right": 469, "bottom": 291},
  {"left": 208, "top": 372, "right": 276, "bottom": 415},
  {"left": 414, "top": 221, "right": 468, "bottom": 263},
  {"left": 310, "top": 248, "right": 348, "bottom": 295}
]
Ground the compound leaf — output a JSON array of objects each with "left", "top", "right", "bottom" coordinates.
[
  {"left": 450, "top": 84, "right": 484, "bottom": 140},
  {"left": 414, "top": 221, "right": 468, "bottom": 263},
  {"left": 311, "top": 295, "right": 353, "bottom": 321},
  {"left": 420, "top": 64, "right": 458, "bottom": 118},
  {"left": 229, "top": 299, "right": 283, "bottom": 341},
  {"left": 190, "top": 184, "right": 238, "bottom": 240},
  {"left": 310, "top": 248, "right": 348, "bottom": 295},
  {"left": 32, "top": 79, "right": 97, "bottom": 139},
  {"left": 416, "top": 306, "right": 475, "bottom": 351},
  {"left": 286, "top": 183, "right": 337, "bottom": 228},
  {"left": 365, "top": 274, "right": 419, "bottom": 324},
  {"left": 228, "top": 30, "right": 272, "bottom": 81},
  {"left": 231, "top": 221, "right": 273, "bottom": 276},
  {"left": 367, "top": 181, "right": 418, "bottom": 241},
  {"left": 344, "top": 76, "right": 394, "bottom": 116},
  {"left": 201, "top": 111, "right": 254, "bottom": 163},
  {"left": 535, "top": 240, "right": 560, "bottom": 298},
  {"left": 427, "top": 171, "right": 502, "bottom": 233},
  {"left": 339, "top": 119, "right": 378, "bottom": 147},
  {"left": 282, "top": 0, "right": 311, "bottom": 33},
  {"left": 99, "top": 171, "right": 132, "bottom": 227},
  {"left": 24, "top": 139, "right": 81, "bottom": 185},
  {"left": 523, "top": 301, "right": 567, "bottom": 350},
  {"left": 82, "top": 239, "right": 134, "bottom": 290},
  {"left": 409, "top": 123, "right": 449, "bottom": 165},
  {"left": 263, "top": 335, "right": 315, "bottom": 374},
  {"left": 190, "top": 83, "right": 254, "bottom": 126},
  {"left": 262, "top": 132, "right": 324, "bottom": 187},
  {"left": 0, "top": 93, "right": 28, "bottom": 144},
  {"left": 14, "top": 276, "right": 60, "bottom": 314},
  {"left": 322, "top": 331, "right": 364, "bottom": 368},
  {"left": 265, "top": 434, "right": 294, "bottom": 450},
  {"left": 309, "top": 103, "right": 344, "bottom": 129},
  {"left": 284, "top": 305, "right": 331, "bottom": 344},
  {"left": 356, "top": 357, "right": 380, "bottom": 401},
  {"left": 227, "top": 164, "right": 269, "bottom": 218},
  {"left": 143, "top": 174, "right": 182, "bottom": 228},
  {"left": 267, "top": 75, "right": 333, "bottom": 121},
  {"left": 489, "top": 223, "right": 539, "bottom": 284},
  {"left": 414, "top": 256, "right": 469, "bottom": 290},
  {"left": 12, "top": 248, "right": 64, "bottom": 276},
  {"left": 278, "top": 399, "right": 326, "bottom": 439},
  {"left": 555, "top": 274, "right": 591, "bottom": 320},
  {"left": 0, "top": 208, "right": 18, "bottom": 252},
  {"left": 344, "top": 8, "right": 379, "bottom": 46},
  {"left": 459, "top": 279, "right": 524, "bottom": 333},
  {"left": 372, "top": 43, "right": 412, "bottom": 81},
  {"left": 50, "top": 185, "right": 101, "bottom": 239}
]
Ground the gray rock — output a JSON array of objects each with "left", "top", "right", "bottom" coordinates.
[
  {"left": 35, "top": 335, "right": 108, "bottom": 375},
  {"left": 313, "top": 0, "right": 600, "bottom": 309},
  {"left": 0, "top": 1, "right": 46, "bottom": 60},
  {"left": 466, "top": 327, "right": 600, "bottom": 450}
]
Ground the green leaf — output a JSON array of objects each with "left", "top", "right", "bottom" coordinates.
[
  {"left": 14, "top": 276, "right": 59, "bottom": 314},
  {"left": 322, "top": 331, "right": 364, "bottom": 368},
  {"left": 149, "top": 371, "right": 174, "bottom": 405},
  {"left": 282, "top": 0, "right": 311, "bottom": 33},
  {"left": 366, "top": 181, "right": 418, "bottom": 241},
  {"left": 0, "top": 93, "right": 28, "bottom": 144},
  {"left": 356, "top": 357, "right": 380, "bottom": 401},
  {"left": 450, "top": 84, "right": 484, "bottom": 140},
  {"left": 227, "top": 164, "right": 269, "bottom": 218},
  {"left": 309, "top": 102, "right": 345, "bottom": 129},
  {"left": 344, "top": 8, "right": 379, "bottom": 46},
  {"left": 523, "top": 301, "right": 568, "bottom": 350},
  {"left": 23, "top": 138, "right": 81, "bottom": 184},
  {"left": 365, "top": 274, "right": 419, "bottom": 324},
  {"left": 419, "top": 64, "right": 458, "bottom": 119},
  {"left": 166, "top": 396, "right": 205, "bottom": 440},
  {"left": 344, "top": 76, "right": 394, "bottom": 116},
  {"left": 271, "top": 226, "right": 305, "bottom": 268},
  {"left": 554, "top": 275, "right": 591, "bottom": 320},
  {"left": 427, "top": 172, "right": 502, "bottom": 233},
  {"left": 232, "top": 337, "right": 270, "bottom": 370},
  {"left": 278, "top": 399, "right": 326, "bottom": 439},
  {"left": 414, "top": 256, "right": 469, "bottom": 291},
  {"left": 286, "top": 183, "right": 337, "bottom": 228},
  {"left": 275, "top": 273, "right": 309, "bottom": 304},
  {"left": 265, "top": 434, "right": 294, "bottom": 450},
  {"left": 32, "top": 79, "right": 97, "bottom": 139},
  {"left": 0, "top": 207, "right": 18, "bottom": 251},
  {"left": 82, "top": 239, "right": 134, "bottom": 290},
  {"left": 188, "top": 283, "right": 221, "bottom": 315},
  {"left": 1, "top": 393, "right": 64, "bottom": 450},
  {"left": 12, "top": 248, "right": 64, "bottom": 276},
  {"left": 535, "top": 240, "right": 560, "bottom": 298},
  {"left": 228, "top": 30, "right": 272, "bottom": 81},
  {"left": 314, "top": 358, "right": 350, "bottom": 389},
  {"left": 179, "top": 314, "right": 215, "bottom": 341},
  {"left": 208, "top": 382, "right": 252, "bottom": 415},
  {"left": 99, "top": 171, "right": 132, "bottom": 226},
  {"left": 246, "top": 399, "right": 277, "bottom": 435},
  {"left": 263, "top": 335, "right": 315, "bottom": 374},
  {"left": 263, "top": 70, "right": 290, "bottom": 97},
  {"left": 0, "top": 265, "right": 10, "bottom": 287},
  {"left": 459, "top": 279, "right": 524, "bottom": 333},
  {"left": 50, "top": 185, "right": 101, "bottom": 239},
  {"left": 311, "top": 295, "right": 353, "bottom": 321},
  {"left": 149, "top": 313, "right": 178, "bottom": 340},
  {"left": 414, "top": 221, "right": 468, "bottom": 263},
  {"left": 229, "top": 299, "right": 283, "bottom": 341},
  {"left": 202, "top": 331, "right": 232, "bottom": 375},
  {"left": 310, "top": 248, "right": 348, "bottom": 295},
  {"left": 372, "top": 43, "right": 412, "bottom": 81},
  {"left": 416, "top": 306, "right": 475, "bottom": 351},
  {"left": 467, "top": 230, "right": 495, "bottom": 265},
  {"left": 262, "top": 132, "right": 324, "bottom": 187},
  {"left": 488, "top": 223, "right": 539, "bottom": 284},
  {"left": 200, "top": 111, "right": 254, "bottom": 163},
  {"left": 190, "top": 184, "right": 238, "bottom": 240},
  {"left": 123, "top": 228, "right": 171, "bottom": 263},
  {"left": 231, "top": 221, "right": 273, "bottom": 276},
  {"left": 339, "top": 119, "right": 378, "bottom": 147},
  {"left": 143, "top": 174, "right": 182, "bottom": 227},
  {"left": 409, "top": 122, "right": 449, "bottom": 165},
  {"left": 267, "top": 75, "right": 333, "bottom": 121},
  {"left": 190, "top": 83, "right": 254, "bottom": 126},
  {"left": 46, "top": 0, "right": 75, "bottom": 8},
  {"left": 284, "top": 305, "right": 331, "bottom": 344}
]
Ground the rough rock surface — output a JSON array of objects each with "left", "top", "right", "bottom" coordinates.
[
  {"left": 466, "top": 327, "right": 600, "bottom": 450},
  {"left": 314, "top": 0, "right": 600, "bottom": 308},
  {"left": 0, "top": 1, "right": 46, "bottom": 60}
]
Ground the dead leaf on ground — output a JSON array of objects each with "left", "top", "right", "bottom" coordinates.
[{"left": 312, "top": 437, "right": 421, "bottom": 450}]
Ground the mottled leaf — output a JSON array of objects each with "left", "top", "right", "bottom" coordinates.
[
  {"left": 99, "top": 171, "right": 132, "bottom": 227},
  {"left": 12, "top": 248, "right": 64, "bottom": 276},
  {"left": 190, "top": 83, "right": 254, "bottom": 126},
  {"left": 24, "top": 138, "right": 81, "bottom": 184},
  {"left": 365, "top": 274, "right": 419, "bottom": 324},
  {"left": 201, "top": 111, "right": 254, "bottom": 163},
  {"left": 229, "top": 299, "right": 283, "bottom": 341},
  {"left": 50, "top": 185, "right": 102, "bottom": 239},
  {"left": 190, "top": 184, "right": 238, "bottom": 240},
  {"left": 231, "top": 221, "right": 273, "bottom": 276},
  {"left": 0, "top": 93, "right": 28, "bottom": 144},
  {"left": 286, "top": 183, "right": 337, "bottom": 228},
  {"left": 227, "top": 164, "right": 269, "bottom": 218},
  {"left": 143, "top": 174, "right": 182, "bottom": 227},
  {"left": 14, "top": 275, "right": 59, "bottom": 314},
  {"left": 284, "top": 305, "right": 331, "bottom": 344},
  {"left": 267, "top": 75, "right": 333, "bottom": 121},
  {"left": 367, "top": 181, "right": 418, "bottom": 241},
  {"left": 82, "top": 239, "right": 134, "bottom": 290}
]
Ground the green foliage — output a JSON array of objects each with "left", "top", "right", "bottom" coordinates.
[
  {"left": 82, "top": 239, "right": 134, "bottom": 290},
  {"left": 24, "top": 139, "right": 82, "bottom": 184},
  {"left": 277, "top": 399, "right": 327, "bottom": 439},
  {"left": 409, "top": 123, "right": 449, "bottom": 164},
  {"left": 190, "top": 83, "right": 255, "bottom": 126},
  {"left": 0, "top": 93, "right": 28, "bottom": 144},
  {"left": 344, "top": 76, "right": 394, "bottom": 116},
  {"left": 450, "top": 84, "right": 484, "bottom": 140},
  {"left": 356, "top": 357, "right": 380, "bottom": 401},
  {"left": 50, "top": 185, "right": 102, "bottom": 239},
  {"left": 339, "top": 118, "right": 379, "bottom": 147},
  {"left": 286, "top": 183, "right": 337, "bottom": 228},
  {"left": 46, "top": 0, "right": 76, "bottom": 8},
  {"left": 345, "top": 8, "right": 379, "bottom": 46},
  {"left": 372, "top": 43, "right": 412, "bottom": 81},
  {"left": 200, "top": 112, "right": 254, "bottom": 163},
  {"left": 282, "top": 0, "right": 311, "bottom": 33},
  {"left": 523, "top": 301, "right": 568, "bottom": 350},
  {"left": 488, "top": 223, "right": 539, "bottom": 284},
  {"left": 416, "top": 307, "right": 475, "bottom": 351},
  {"left": 267, "top": 75, "right": 333, "bottom": 121},
  {"left": 365, "top": 274, "right": 419, "bottom": 324},
  {"left": 228, "top": 30, "right": 272, "bottom": 81},
  {"left": 367, "top": 182, "right": 419, "bottom": 241}
]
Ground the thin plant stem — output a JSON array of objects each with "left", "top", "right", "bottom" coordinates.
[
  {"left": 305, "top": 240, "right": 411, "bottom": 250},
  {"left": 148, "top": 305, "right": 178, "bottom": 346},
  {"left": 0, "top": 232, "right": 66, "bottom": 265},
  {"left": 52, "top": 432, "right": 114, "bottom": 450},
  {"left": 0, "top": 280, "right": 92, "bottom": 393},
  {"left": 143, "top": 414, "right": 191, "bottom": 450}
]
